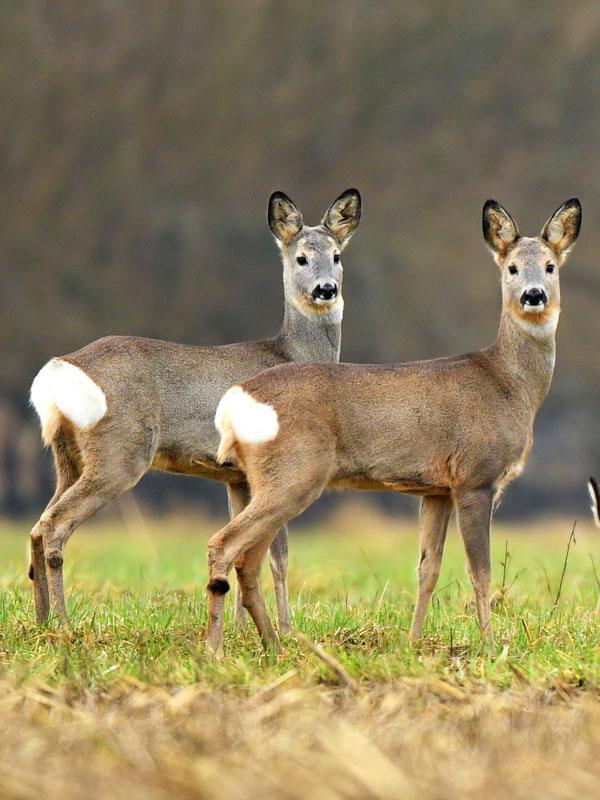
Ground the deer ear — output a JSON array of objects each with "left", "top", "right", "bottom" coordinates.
[
  {"left": 482, "top": 200, "right": 520, "bottom": 259},
  {"left": 541, "top": 198, "right": 582, "bottom": 261},
  {"left": 322, "top": 188, "right": 361, "bottom": 249},
  {"left": 268, "top": 192, "right": 303, "bottom": 244}
]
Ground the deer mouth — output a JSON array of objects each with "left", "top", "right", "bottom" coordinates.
[{"left": 311, "top": 283, "right": 339, "bottom": 304}]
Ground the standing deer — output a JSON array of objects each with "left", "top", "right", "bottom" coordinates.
[
  {"left": 588, "top": 477, "right": 600, "bottom": 614},
  {"left": 589, "top": 478, "right": 600, "bottom": 527},
  {"left": 207, "top": 198, "right": 581, "bottom": 655},
  {"left": 29, "top": 188, "right": 361, "bottom": 627}
]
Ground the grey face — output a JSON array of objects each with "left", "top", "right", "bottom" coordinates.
[
  {"left": 501, "top": 237, "right": 560, "bottom": 320},
  {"left": 482, "top": 198, "right": 581, "bottom": 335},
  {"left": 285, "top": 226, "right": 343, "bottom": 308},
  {"left": 268, "top": 188, "right": 361, "bottom": 316}
]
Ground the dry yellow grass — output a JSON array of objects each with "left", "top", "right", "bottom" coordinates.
[{"left": 1, "top": 677, "right": 600, "bottom": 800}]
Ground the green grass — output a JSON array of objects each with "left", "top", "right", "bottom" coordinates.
[{"left": 1, "top": 507, "right": 599, "bottom": 691}]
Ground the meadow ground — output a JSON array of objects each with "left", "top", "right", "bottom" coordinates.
[{"left": 1, "top": 501, "right": 600, "bottom": 799}]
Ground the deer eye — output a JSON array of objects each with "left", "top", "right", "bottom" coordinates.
[
  {"left": 333, "top": 253, "right": 341, "bottom": 264},
  {"left": 296, "top": 256, "right": 308, "bottom": 266},
  {"left": 546, "top": 263, "right": 555, "bottom": 274},
  {"left": 508, "top": 265, "right": 518, "bottom": 275}
]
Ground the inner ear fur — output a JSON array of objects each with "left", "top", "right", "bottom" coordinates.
[
  {"left": 482, "top": 200, "right": 520, "bottom": 259},
  {"left": 541, "top": 198, "right": 582, "bottom": 259},
  {"left": 322, "top": 188, "right": 361, "bottom": 249},
  {"left": 268, "top": 191, "right": 303, "bottom": 244}
]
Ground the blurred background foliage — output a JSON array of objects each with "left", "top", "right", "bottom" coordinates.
[{"left": 1, "top": 0, "right": 599, "bottom": 517}]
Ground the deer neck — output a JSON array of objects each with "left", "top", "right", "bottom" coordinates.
[
  {"left": 489, "top": 309, "right": 558, "bottom": 413},
  {"left": 276, "top": 299, "right": 342, "bottom": 363}
]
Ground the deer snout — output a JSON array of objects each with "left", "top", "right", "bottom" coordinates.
[
  {"left": 520, "top": 287, "right": 547, "bottom": 307},
  {"left": 312, "top": 282, "right": 338, "bottom": 303}
]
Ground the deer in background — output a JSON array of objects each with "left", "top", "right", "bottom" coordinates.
[
  {"left": 207, "top": 198, "right": 582, "bottom": 655},
  {"left": 589, "top": 478, "right": 600, "bottom": 528},
  {"left": 29, "top": 189, "right": 361, "bottom": 628},
  {"left": 589, "top": 477, "right": 600, "bottom": 614}
]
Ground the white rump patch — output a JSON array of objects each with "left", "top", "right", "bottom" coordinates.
[
  {"left": 215, "top": 386, "right": 279, "bottom": 446},
  {"left": 30, "top": 358, "right": 107, "bottom": 432}
]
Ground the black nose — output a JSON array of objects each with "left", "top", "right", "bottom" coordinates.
[
  {"left": 312, "top": 283, "right": 338, "bottom": 301},
  {"left": 520, "top": 287, "right": 548, "bottom": 306}
]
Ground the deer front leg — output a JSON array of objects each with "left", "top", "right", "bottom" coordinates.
[
  {"left": 226, "top": 482, "right": 251, "bottom": 632},
  {"left": 409, "top": 494, "right": 453, "bottom": 641},
  {"left": 454, "top": 486, "right": 495, "bottom": 647}
]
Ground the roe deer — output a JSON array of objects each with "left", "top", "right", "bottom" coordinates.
[
  {"left": 588, "top": 477, "right": 600, "bottom": 613},
  {"left": 29, "top": 189, "right": 361, "bottom": 627},
  {"left": 207, "top": 198, "right": 581, "bottom": 655},
  {"left": 589, "top": 478, "right": 600, "bottom": 528}
]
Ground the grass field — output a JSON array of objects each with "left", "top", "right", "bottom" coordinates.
[{"left": 1, "top": 502, "right": 600, "bottom": 798}]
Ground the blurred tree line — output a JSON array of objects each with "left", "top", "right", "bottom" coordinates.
[{"left": 2, "top": 0, "right": 599, "bottom": 518}]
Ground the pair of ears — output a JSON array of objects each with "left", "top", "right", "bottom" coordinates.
[
  {"left": 483, "top": 198, "right": 582, "bottom": 263},
  {"left": 268, "top": 188, "right": 361, "bottom": 249}
]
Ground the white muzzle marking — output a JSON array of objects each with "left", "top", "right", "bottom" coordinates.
[
  {"left": 515, "top": 309, "right": 559, "bottom": 340},
  {"left": 30, "top": 358, "right": 107, "bottom": 431}
]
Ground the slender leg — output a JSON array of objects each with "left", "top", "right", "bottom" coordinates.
[
  {"left": 30, "top": 524, "right": 50, "bottom": 623},
  {"left": 237, "top": 535, "right": 283, "bottom": 652},
  {"left": 206, "top": 586, "right": 227, "bottom": 658},
  {"left": 207, "top": 458, "right": 331, "bottom": 655},
  {"left": 226, "top": 482, "right": 251, "bottom": 631},
  {"left": 206, "top": 501, "right": 288, "bottom": 655},
  {"left": 228, "top": 483, "right": 292, "bottom": 635},
  {"left": 268, "top": 526, "right": 291, "bottom": 634},
  {"left": 454, "top": 486, "right": 495, "bottom": 646},
  {"left": 30, "top": 423, "right": 81, "bottom": 623},
  {"left": 409, "top": 494, "right": 453, "bottom": 640},
  {"left": 40, "top": 474, "right": 127, "bottom": 621}
]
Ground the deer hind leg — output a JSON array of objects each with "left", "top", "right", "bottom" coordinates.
[
  {"left": 227, "top": 482, "right": 251, "bottom": 632},
  {"left": 409, "top": 494, "right": 453, "bottom": 641},
  {"left": 454, "top": 486, "right": 495, "bottom": 647},
  {"left": 268, "top": 525, "right": 291, "bottom": 634},
  {"left": 40, "top": 438, "right": 154, "bottom": 624},
  {"left": 228, "top": 483, "right": 291, "bottom": 635},
  {"left": 206, "top": 500, "right": 289, "bottom": 656},
  {"left": 30, "top": 419, "right": 82, "bottom": 623},
  {"left": 236, "top": 534, "right": 283, "bottom": 653},
  {"left": 207, "top": 442, "right": 333, "bottom": 655}
]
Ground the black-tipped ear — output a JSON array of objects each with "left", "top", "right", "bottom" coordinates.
[
  {"left": 541, "top": 198, "right": 582, "bottom": 260},
  {"left": 268, "top": 191, "right": 303, "bottom": 244},
  {"left": 482, "top": 200, "right": 520, "bottom": 258},
  {"left": 322, "top": 188, "right": 361, "bottom": 249}
]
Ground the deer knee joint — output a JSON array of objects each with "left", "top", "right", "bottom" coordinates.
[
  {"left": 46, "top": 551, "right": 63, "bottom": 569},
  {"left": 28, "top": 564, "right": 35, "bottom": 580}
]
